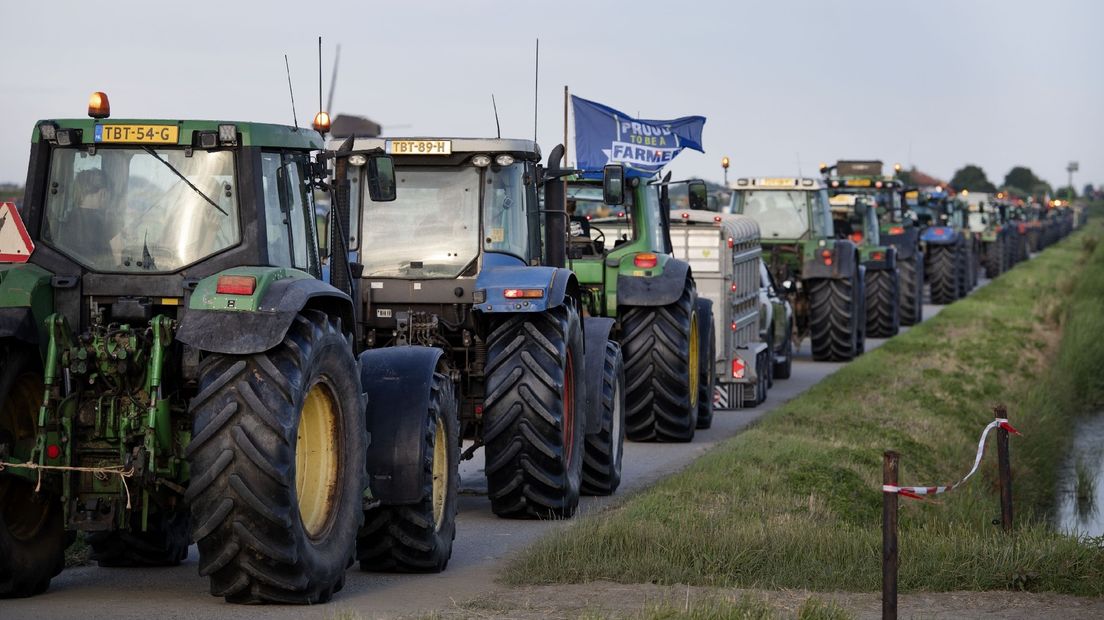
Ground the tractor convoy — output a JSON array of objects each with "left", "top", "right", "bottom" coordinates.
[{"left": 0, "top": 92, "right": 1083, "bottom": 606}]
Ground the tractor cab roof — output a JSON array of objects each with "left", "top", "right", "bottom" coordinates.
[
  {"left": 330, "top": 137, "right": 541, "bottom": 164},
  {"left": 33, "top": 118, "right": 321, "bottom": 150}
]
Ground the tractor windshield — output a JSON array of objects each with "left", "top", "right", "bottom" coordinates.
[
  {"left": 43, "top": 147, "right": 239, "bottom": 272},
  {"left": 731, "top": 190, "right": 810, "bottom": 239},
  {"left": 360, "top": 166, "right": 480, "bottom": 278}
]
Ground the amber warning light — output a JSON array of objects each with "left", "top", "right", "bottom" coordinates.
[
  {"left": 88, "top": 91, "right": 110, "bottom": 119},
  {"left": 312, "top": 111, "right": 331, "bottom": 133}
]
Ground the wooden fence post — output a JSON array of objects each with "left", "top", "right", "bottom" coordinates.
[
  {"left": 995, "top": 404, "right": 1013, "bottom": 532},
  {"left": 883, "top": 450, "right": 899, "bottom": 620}
]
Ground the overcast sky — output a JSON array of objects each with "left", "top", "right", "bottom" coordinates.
[{"left": 2, "top": 0, "right": 1101, "bottom": 190}]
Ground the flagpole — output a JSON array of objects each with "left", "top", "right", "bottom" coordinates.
[{"left": 563, "top": 85, "right": 569, "bottom": 167}]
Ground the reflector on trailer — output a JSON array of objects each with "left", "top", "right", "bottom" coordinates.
[{"left": 0, "top": 202, "right": 35, "bottom": 263}]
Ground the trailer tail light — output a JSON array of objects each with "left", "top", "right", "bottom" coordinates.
[
  {"left": 503, "top": 288, "right": 544, "bottom": 299},
  {"left": 216, "top": 275, "right": 256, "bottom": 296},
  {"left": 727, "top": 237, "right": 734, "bottom": 248},
  {"left": 872, "top": 251, "right": 884, "bottom": 261},
  {"left": 634, "top": 253, "right": 658, "bottom": 268},
  {"left": 821, "top": 249, "right": 833, "bottom": 266},
  {"left": 617, "top": 211, "right": 625, "bottom": 218},
  {"left": 714, "top": 216, "right": 722, "bottom": 224},
  {"left": 681, "top": 212, "right": 690, "bottom": 219},
  {"left": 732, "top": 359, "right": 746, "bottom": 379},
  {"left": 849, "top": 232, "right": 863, "bottom": 244},
  {"left": 730, "top": 283, "right": 737, "bottom": 292},
  {"left": 730, "top": 322, "right": 738, "bottom": 331},
  {"left": 888, "top": 226, "right": 905, "bottom": 235},
  {"left": 46, "top": 444, "right": 61, "bottom": 459}
]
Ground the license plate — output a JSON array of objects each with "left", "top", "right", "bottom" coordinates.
[
  {"left": 759, "top": 178, "right": 795, "bottom": 187},
  {"left": 95, "top": 124, "right": 179, "bottom": 144},
  {"left": 386, "top": 139, "right": 452, "bottom": 155},
  {"left": 845, "top": 178, "right": 872, "bottom": 187}
]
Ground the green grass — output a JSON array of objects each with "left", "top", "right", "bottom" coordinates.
[{"left": 506, "top": 221, "right": 1104, "bottom": 596}]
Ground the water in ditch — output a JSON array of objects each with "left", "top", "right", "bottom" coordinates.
[{"left": 1055, "top": 412, "right": 1104, "bottom": 538}]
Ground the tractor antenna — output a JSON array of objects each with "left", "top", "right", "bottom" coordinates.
[
  {"left": 796, "top": 152, "right": 803, "bottom": 178},
  {"left": 326, "top": 44, "right": 341, "bottom": 113},
  {"left": 491, "top": 94, "right": 501, "bottom": 139},
  {"left": 284, "top": 54, "right": 299, "bottom": 130},
  {"left": 533, "top": 38, "right": 539, "bottom": 143},
  {"left": 317, "top": 36, "right": 324, "bottom": 118}
]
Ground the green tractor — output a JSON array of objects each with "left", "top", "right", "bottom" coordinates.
[
  {"left": 562, "top": 171, "right": 712, "bottom": 441},
  {"left": 0, "top": 96, "right": 433, "bottom": 604},
  {"left": 728, "top": 177, "right": 864, "bottom": 362}
]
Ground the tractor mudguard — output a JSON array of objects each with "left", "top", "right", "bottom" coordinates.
[
  {"left": 882, "top": 228, "right": 918, "bottom": 260},
  {"left": 177, "top": 272, "right": 353, "bottom": 355},
  {"left": 921, "top": 226, "right": 960, "bottom": 245},
  {"left": 475, "top": 262, "right": 577, "bottom": 313},
  {"left": 0, "top": 264, "right": 54, "bottom": 345},
  {"left": 616, "top": 258, "right": 691, "bottom": 307},
  {"left": 581, "top": 316, "right": 616, "bottom": 434},
  {"left": 358, "top": 345, "right": 445, "bottom": 505},
  {"left": 802, "top": 242, "right": 858, "bottom": 280}
]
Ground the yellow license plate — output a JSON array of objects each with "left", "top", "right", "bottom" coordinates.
[
  {"left": 387, "top": 139, "right": 452, "bottom": 155},
  {"left": 759, "top": 178, "right": 796, "bottom": 187},
  {"left": 95, "top": 124, "right": 179, "bottom": 144},
  {"left": 845, "top": 178, "right": 872, "bottom": 187}
]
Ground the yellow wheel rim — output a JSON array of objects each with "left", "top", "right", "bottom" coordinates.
[
  {"left": 0, "top": 370, "right": 51, "bottom": 541},
  {"left": 688, "top": 312, "right": 700, "bottom": 409},
  {"left": 431, "top": 415, "right": 448, "bottom": 531},
  {"left": 295, "top": 380, "right": 340, "bottom": 539}
]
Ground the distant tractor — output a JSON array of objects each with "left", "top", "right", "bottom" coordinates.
[
  {"left": 727, "top": 177, "right": 864, "bottom": 362},
  {"left": 906, "top": 188, "right": 976, "bottom": 304},
  {"left": 325, "top": 137, "right": 626, "bottom": 538},
  {"left": 0, "top": 95, "right": 442, "bottom": 603}
]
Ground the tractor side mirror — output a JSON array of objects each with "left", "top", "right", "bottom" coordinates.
[
  {"left": 602, "top": 164, "right": 624, "bottom": 206},
  {"left": 365, "top": 154, "right": 397, "bottom": 202},
  {"left": 688, "top": 180, "right": 708, "bottom": 210}
]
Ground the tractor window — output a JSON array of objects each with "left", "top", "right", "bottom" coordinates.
[
  {"left": 731, "top": 190, "right": 810, "bottom": 239},
  {"left": 484, "top": 163, "right": 529, "bottom": 260},
  {"left": 260, "top": 152, "right": 318, "bottom": 275},
  {"left": 261, "top": 153, "right": 292, "bottom": 267},
  {"left": 566, "top": 182, "right": 633, "bottom": 247},
  {"left": 359, "top": 165, "right": 480, "bottom": 278},
  {"left": 42, "top": 146, "right": 239, "bottom": 272},
  {"left": 641, "top": 184, "right": 667, "bottom": 252}
]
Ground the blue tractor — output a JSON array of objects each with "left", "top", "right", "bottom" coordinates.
[
  {"left": 321, "top": 137, "right": 626, "bottom": 571},
  {"left": 906, "top": 188, "right": 976, "bottom": 304}
]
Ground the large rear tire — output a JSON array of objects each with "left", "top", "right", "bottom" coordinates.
[
  {"left": 580, "top": 342, "right": 625, "bottom": 496},
  {"left": 186, "top": 311, "right": 365, "bottom": 604},
  {"left": 928, "top": 245, "right": 959, "bottom": 304},
  {"left": 808, "top": 272, "right": 858, "bottom": 362},
  {"left": 87, "top": 510, "right": 190, "bottom": 567},
  {"left": 695, "top": 299, "right": 716, "bottom": 430},
  {"left": 984, "top": 240, "right": 1003, "bottom": 279},
  {"left": 864, "top": 268, "right": 900, "bottom": 338},
  {"left": 898, "top": 254, "right": 923, "bottom": 326},
  {"left": 620, "top": 279, "right": 700, "bottom": 442},
  {"left": 357, "top": 373, "right": 458, "bottom": 572},
  {"left": 0, "top": 347, "right": 66, "bottom": 599},
  {"left": 484, "top": 305, "right": 585, "bottom": 519}
]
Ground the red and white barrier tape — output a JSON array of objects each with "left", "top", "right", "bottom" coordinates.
[{"left": 882, "top": 418, "right": 1021, "bottom": 500}]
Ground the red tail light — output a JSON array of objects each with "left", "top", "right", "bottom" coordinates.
[
  {"left": 46, "top": 444, "right": 61, "bottom": 459},
  {"left": 849, "top": 232, "right": 864, "bottom": 244},
  {"left": 821, "top": 249, "right": 833, "bottom": 266},
  {"left": 872, "top": 251, "right": 885, "bottom": 261},
  {"left": 727, "top": 237, "right": 734, "bottom": 248},
  {"left": 503, "top": 288, "right": 544, "bottom": 299},
  {"left": 634, "top": 253, "right": 658, "bottom": 268},
  {"left": 888, "top": 226, "right": 905, "bottom": 235},
  {"left": 216, "top": 275, "right": 256, "bottom": 295},
  {"left": 730, "top": 283, "right": 737, "bottom": 292}
]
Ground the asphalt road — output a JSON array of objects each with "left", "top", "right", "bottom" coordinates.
[{"left": 3, "top": 301, "right": 950, "bottom": 620}]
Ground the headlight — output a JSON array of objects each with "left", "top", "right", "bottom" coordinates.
[
  {"left": 494, "top": 154, "right": 514, "bottom": 166},
  {"left": 348, "top": 154, "right": 368, "bottom": 167},
  {"left": 471, "top": 154, "right": 492, "bottom": 167}
]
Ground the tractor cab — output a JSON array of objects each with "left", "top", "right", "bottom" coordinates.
[{"left": 726, "top": 177, "right": 833, "bottom": 242}]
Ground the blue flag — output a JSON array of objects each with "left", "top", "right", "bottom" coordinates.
[{"left": 571, "top": 95, "right": 706, "bottom": 178}]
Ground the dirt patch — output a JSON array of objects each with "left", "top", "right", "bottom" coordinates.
[{"left": 417, "top": 582, "right": 1104, "bottom": 619}]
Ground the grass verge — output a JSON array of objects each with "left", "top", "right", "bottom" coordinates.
[{"left": 506, "top": 221, "right": 1104, "bottom": 595}]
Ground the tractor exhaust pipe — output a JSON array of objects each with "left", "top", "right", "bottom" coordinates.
[{"left": 544, "top": 143, "right": 567, "bottom": 269}]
